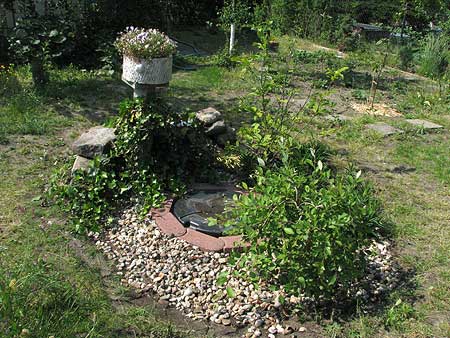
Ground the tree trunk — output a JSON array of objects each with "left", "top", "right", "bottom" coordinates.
[{"left": 31, "top": 59, "right": 48, "bottom": 86}]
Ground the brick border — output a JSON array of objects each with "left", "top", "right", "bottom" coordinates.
[{"left": 151, "top": 199, "right": 249, "bottom": 252}]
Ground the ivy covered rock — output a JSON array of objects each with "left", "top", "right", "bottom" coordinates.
[{"left": 71, "top": 126, "right": 116, "bottom": 159}]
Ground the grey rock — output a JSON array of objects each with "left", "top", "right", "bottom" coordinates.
[
  {"left": 71, "top": 155, "right": 90, "bottom": 174},
  {"left": 196, "top": 107, "right": 222, "bottom": 126},
  {"left": 72, "top": 126, "right": 116, "bottom": 158},
  {"left": 205, "top": 120, "right": 227, "bottom": 136},
  {"left": 365, "top": 122, "right": 404, "bottom": 136},
  {"left": 405, "top": 119, "right": 443, "bottom": 130}
]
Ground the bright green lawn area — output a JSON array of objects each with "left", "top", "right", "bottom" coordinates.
[{"left": 1, "top": 34, "right": 449, "bottom": 337}]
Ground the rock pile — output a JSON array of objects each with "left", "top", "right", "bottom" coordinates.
[
  {"left": 196, "top": 107, "right": 236, "bottom": 147},
  {"left": 71, "top": 126, "right": 116, "bottom": 173},
  {"left": 91, "top": 207, "right": 401, "bottom": 337}
]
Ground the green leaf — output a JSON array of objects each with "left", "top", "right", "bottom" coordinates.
[
  {"left": 328, "top": 274, "right": 337, "bottom": 286},
  {"left": 283, "top": 227, "right": 295, "bottom": 235},
  {"left": 31, "top": 195, "right": 42, "bottom": 202},
  {"left": 216, "top": 271, "right": 228, "bottom": 286},
  {"left": 226, "top": 286, "right": 236, "bottom": 298},
  {"left": 32, "top": 39, "right": 41, "bottom": 45}
]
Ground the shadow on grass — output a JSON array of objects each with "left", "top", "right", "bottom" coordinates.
[{"left": 39, "top": 71, "right": 131, "bottom": 123}]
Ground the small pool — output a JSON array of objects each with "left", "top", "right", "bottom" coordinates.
[{"left": 171, "top": 189, "right": 239, "bottom": 237}]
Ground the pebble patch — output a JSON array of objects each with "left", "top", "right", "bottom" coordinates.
[{"left": 91, "top": 207, "right": 401, "bottom": 337}]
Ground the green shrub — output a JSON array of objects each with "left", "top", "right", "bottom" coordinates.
[
  {"left": 114, "top": 99, "right": 216, "bottom": 184},
  {"left": 228, "top": 158, "right": 385, "bottom": 299},
  {"left": 418, "top": 34, "right": 449, "bottom": 80},
  {"left": 226, "top": 26, "right": 387, "bottom": 300},
  {"left": 48, "top": 99, "right": 217, "bottom": 233}
]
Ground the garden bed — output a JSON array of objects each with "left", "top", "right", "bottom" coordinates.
[{"left": 92, "top": 205, "right": 401, "bottom": 336}]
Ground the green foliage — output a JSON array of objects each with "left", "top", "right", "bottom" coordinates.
[
  {"left": 226, "top": 23, "right": 386, "bottom": 300},
  {"left": 291, "top": 49, "right": 335, "bottom": 65},
  {"left": 49, "top": 157, "right": 156, "bottom": 233},
  {"left": 114, "top": 99, "right": 216, "bottom": 183},
  {"left": 385, "top": 298, "right": 416, "bottom": 331},
  {"left": 418, "top": 34, "right": 449, "bottom": 80},
  {"left": 214, "top": 47, "right": 238, "bottom": 69},
  {"left": 228, "top": 160, "right": 385, "bottom": 298},
  {"left": 218, "top": 0, "right": 253, "bottom": 30},
  {"left": 6, "top": 1, "right": 82, "bottom": 84},
  {"left": 398, "top": 44, "right": 415, "bottom": 70},
  {"left": 48, "top": 99, "right": 217, "bottom": 233}
]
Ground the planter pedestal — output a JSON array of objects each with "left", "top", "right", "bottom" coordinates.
[{"left": 122, "top": 79, "right": 169, "bottom": 98}]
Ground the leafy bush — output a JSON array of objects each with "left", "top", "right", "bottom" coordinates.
[
  {"left": 114, "top": 99, "right": 216, "bottom": 183},
  {"left": 229, "top": 158, "right": 385, "bottom": 299},
  {"left": 225, "top": 23, "right": 387, "bottom": 300},
  {"left": 48, "top": 99, "right": 217, "bottom": 233},
  {"left": 115, "top": 27, "right": 176, "bottom": 59},
  {"left": 291, "top": 49, "right": 334, "bottom": 64}
]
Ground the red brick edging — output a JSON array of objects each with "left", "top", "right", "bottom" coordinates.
[{"left": 150, "top": 199, "right": 249, "bottom": 252}]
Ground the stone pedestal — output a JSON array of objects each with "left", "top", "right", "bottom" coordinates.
[{"left": 122, "top": 78, "right": 169, "bottom": 99}]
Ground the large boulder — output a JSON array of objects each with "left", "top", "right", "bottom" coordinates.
[{"left": 72, "top": 126, "right": 116, "bottom": 159}]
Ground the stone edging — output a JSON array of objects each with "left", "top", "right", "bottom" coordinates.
[{"left": 150, "top": 200, "right": 249, "bottom": 252}]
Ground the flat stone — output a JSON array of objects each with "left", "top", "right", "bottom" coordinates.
[
  {"left": 72, "top": 126, "right": 116, "bottom": 158},
  {"left": 405, "top": 119, "right": 443, "bottom": 130},
  {"left": 71, "top": 155, "right": 90, "bottom": 174},
  {"left": 178, "top": 228, "right": 225, "bottom": 252},
  {"left": 365, "top": 122, "right": 404, "bottom": 136},
  {"left": 196, "top": 107, "right": 222, "bottom": 126},
  {"left": 205, "top": 120, "right": 227, "bottom": 137},
  {"left": 155, "top": 212, "right": 187, "bottom": 237}
]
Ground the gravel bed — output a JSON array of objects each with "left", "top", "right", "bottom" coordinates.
[{"left": 91, "top": 207, "right": 400, "bottom": 337}]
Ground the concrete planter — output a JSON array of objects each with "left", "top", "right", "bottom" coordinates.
[{"left": 122, "top": 55, "right": 173, "bottom": 85}]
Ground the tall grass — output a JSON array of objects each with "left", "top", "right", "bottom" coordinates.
[{"left": 418, "top": 34, "right": 449, "bottom": 80}]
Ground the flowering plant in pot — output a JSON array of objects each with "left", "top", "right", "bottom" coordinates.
[{"left": 116, "top": 27, "right": 177, "bottom": 86}]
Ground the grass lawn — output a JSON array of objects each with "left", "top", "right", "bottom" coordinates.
[{"left": 0, "top": 32, "right": 449, "bottom": 337}]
